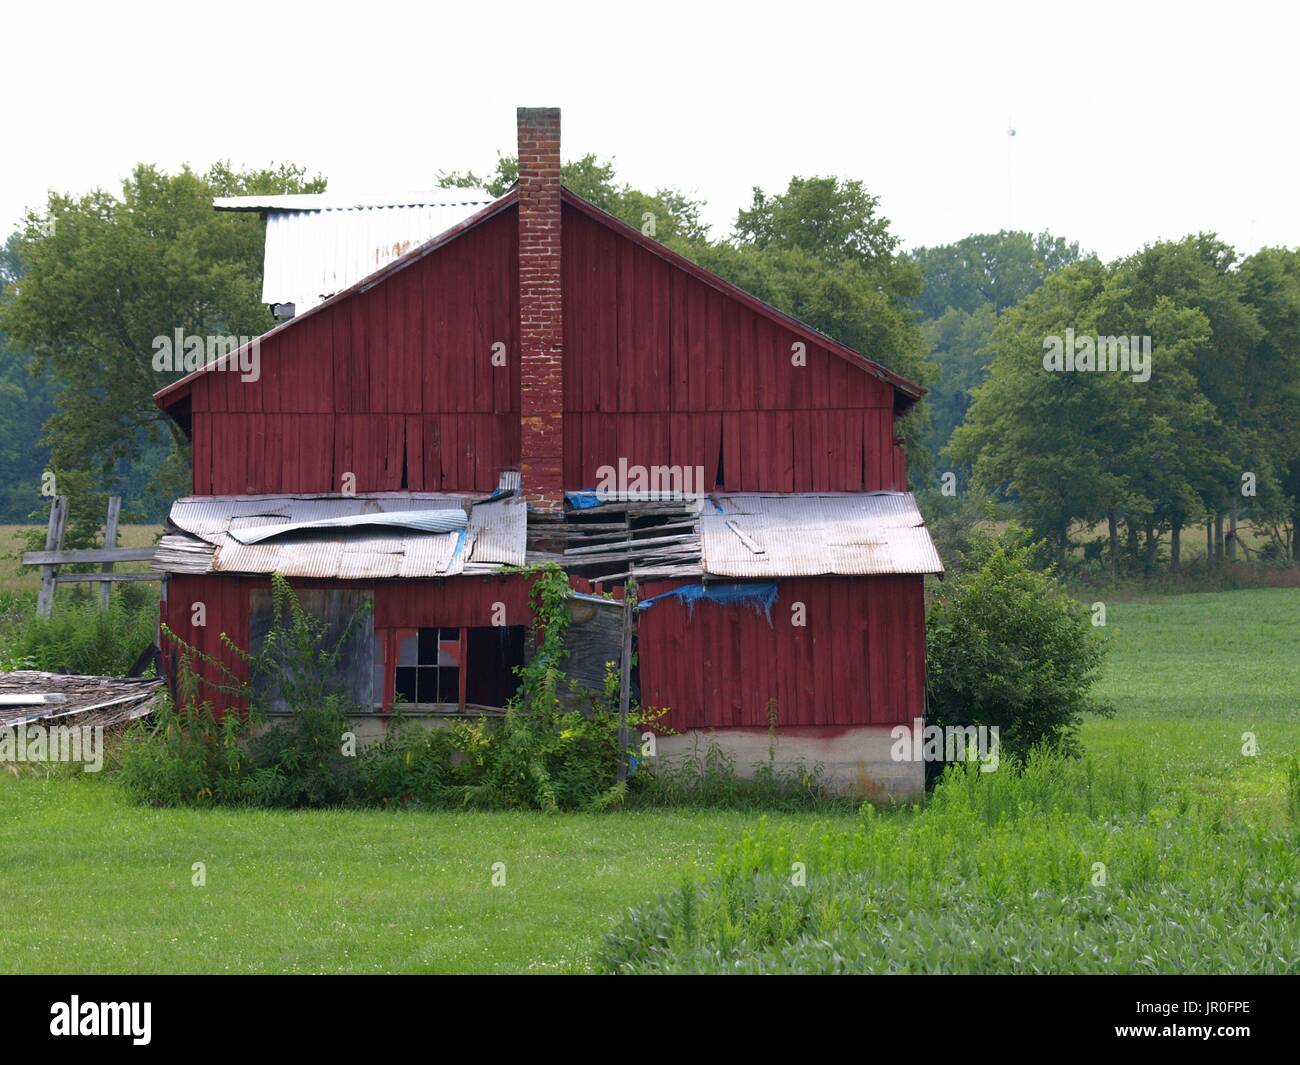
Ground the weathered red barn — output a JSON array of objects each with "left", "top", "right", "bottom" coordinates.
[{"left": 152, "top": 107, "right": 941, "bottom": 798}]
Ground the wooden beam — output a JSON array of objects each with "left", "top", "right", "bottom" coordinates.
[
  {"left": 54, "top": 571, "right": 163, "bottom": 584},
  {"left": 616, "top": 584, "right": 635, "bottom": 784},
  {"left": 565, "top": 533, "right": 698, "bottom": 557},
  {"left": 36, "top": 496, "right": 68, "bottom": 618},
  {"left": 23, "top": 547, "right": 156, "bottom": 566},
  {"left": 100, "top": 495, "right": 121, "bottom": 610}
]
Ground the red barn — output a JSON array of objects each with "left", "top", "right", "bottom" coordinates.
[{"left": 152, "top": 108, "right": 941, "bottom": 799}]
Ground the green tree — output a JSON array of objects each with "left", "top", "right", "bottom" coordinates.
[
  {"left": 920, "top": 303, "right": 997, "bottom": 467},
  {"left": 0, "top": 234, "right": 57, "bottom": 521},
  {"left": 912, "top": 231, "right": 1085, "bottom": 475},
  {"left": 1235, "top": 246, "right": 1300, "bottom": 559},
  {"left": 0, "top": 162, "right": 325, "bottom": 539},
  {"left": 948, "top": 259, "right": 1129, "bottom": 559},
  {"left": 439, "top": 154, "right": 710, "bottom": 244},
  {"left": 912, "top": 230, "right": 1084, "bottom": 319},
  {"left": 690, "top": 177, "right": 933, "bottom": 478}
]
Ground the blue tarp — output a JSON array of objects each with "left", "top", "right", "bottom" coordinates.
[
  {"left": 637, "top": 581, "right": 779, "bottom": 622},
  {"left": 449, "top": 527, "right": 467, "bottom": 562},
  {"left": 565, "top": 490, "right": 603, "bottom": 510}
]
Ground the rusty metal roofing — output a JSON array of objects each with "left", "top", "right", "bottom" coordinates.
[
  {"left": 213, "top": 189, "right": 494, "bottom": 311},
  {"left": 700, "top": 492, "right": 943, "bottom": 578},
  {"left": 153, "top": 493, "right": 525, "bottom": 579}
]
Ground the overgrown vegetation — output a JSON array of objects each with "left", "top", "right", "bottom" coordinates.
[
  {"left": 0, "top": 585, "right": 157, "bottom": 675},
  {"left": 4, "top": 588, "right": 1297, "bottom": 973},
  {"left": 598, "top": 750, "right": 1300, "bottom": 974},
  {"left": 119, "top": 569, "right": 669, "bottom": 811},
  {"left": 926, "top": 528, "right": 1112, "bottom": 765}
]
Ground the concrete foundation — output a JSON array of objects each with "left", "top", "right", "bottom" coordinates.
[
  {"left": 654, "top": 725, "right": 924, "bottom": 803},
  {"left": 260, "top": 715, "right": 923, "bottom": 803}
]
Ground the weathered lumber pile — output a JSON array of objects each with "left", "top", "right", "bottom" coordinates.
[{"left": 0, "top": 672, "right": 164, "bottom": 729}]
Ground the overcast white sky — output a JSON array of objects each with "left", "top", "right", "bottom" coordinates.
[{"left": 4, "top": 0, "right": 1296, "bottom": 261}]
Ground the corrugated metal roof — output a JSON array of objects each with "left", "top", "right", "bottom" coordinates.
[
  {"left": 154, "top": 493, "right": 524, "bottom": 579},
  {"left": 228, "top": 508, "right": 467, "bottom": 545},
  {"left": 700, "top": 492, "right": 943, "bottom": 578},
  {"left": 214, "top": 190, "right": 494, "bottom": 311}
]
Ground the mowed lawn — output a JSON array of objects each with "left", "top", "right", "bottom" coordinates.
[
  {"left": 0, "top": 586, "right": 1297, "bottom": 973},
  {"left": 0, "top": 786, "right": 841, "bottom": 973}
]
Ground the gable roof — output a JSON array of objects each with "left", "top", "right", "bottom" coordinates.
[
  {"left": 154, "top": 186, "right": 924, "bottom": 419},
  {"left": 559, "top": 190, "right": 925, "bottom": 407}
]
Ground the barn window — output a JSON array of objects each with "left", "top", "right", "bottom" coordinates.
[{"left": 393, "top": 625, "right": 526, "bottom": 711}]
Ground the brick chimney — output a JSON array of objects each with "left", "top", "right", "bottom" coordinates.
[{"left": 517, "top": 107, "right": 564, "bottom": 513}]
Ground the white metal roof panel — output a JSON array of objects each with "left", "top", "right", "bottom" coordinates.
[
  {"left": 701, "top": 492, "right": 943, "bottom": 578},
  {"left": 157, "top": 493, "right": 523, "bottom": 579},
  {"left": 215, "top": 191, "right": 494, "bottom": 311},
  {"left": 213, "top": 190, "right": 492, "bottom": 212}
]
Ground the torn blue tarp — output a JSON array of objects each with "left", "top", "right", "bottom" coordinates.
[
  {"left": 449, "top": 526, "right": 467, "bottom": 563},
  {"left": 227, "top": 508, "right": 467, "bottom": 545},
  {"left": 565, "top": 490, "right": 603, "bottom": 510},
  {"left": 637, "top": 581, "right": 779, "bottom": 622}
]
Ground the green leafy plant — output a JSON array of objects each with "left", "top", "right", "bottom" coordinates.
[
  {"left": 926, "top": 527, "right": 1112, "bottom": 767},
  {"left": 120, "top": 568, "right": 671, "bottom": 812},
  {"left": 0, "top": 588, "right": 157, "bottom": 677}
]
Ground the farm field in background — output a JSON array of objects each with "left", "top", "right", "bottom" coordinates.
[
  {"left": 0, "top": 524, "right": 162, "bottom": 597},
  {"left": 1, "top": 587, "right": 1297, "bottom": 973}
]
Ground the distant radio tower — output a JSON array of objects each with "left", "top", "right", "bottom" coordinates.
[{"left": 1007, "top": 117, "right": 1016, "bottom": 230}]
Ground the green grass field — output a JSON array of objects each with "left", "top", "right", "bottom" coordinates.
[{"left": 1, "top": 587, "right": 1297, "bottom": 973}]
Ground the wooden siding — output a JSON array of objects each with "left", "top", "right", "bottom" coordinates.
[
  {"left": 188, "top": 207, "right": 520, "bottom": 496},
  {"left": 636, "top": 576, "right": 925, "bottom": 730},
  {"left": 562, "top": 203, "right": 905, "bottom": 492},
  {"left": 161, "top": 573, "right": 536, "bottom": 716}
]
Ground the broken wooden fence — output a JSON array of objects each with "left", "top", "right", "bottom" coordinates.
[{"left": 22, "top": 496, "right": 159, "bottom": 617}]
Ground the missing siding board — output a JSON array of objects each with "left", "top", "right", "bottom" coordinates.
[
  {"left": 465, "top": 626, "right": 526, "bottom": 707},
  {"left": 248, "top": 588, "right": 375, "bottom": 711}
]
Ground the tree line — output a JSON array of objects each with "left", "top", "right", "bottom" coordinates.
[{"left": 2, "top": 155, "right": 1297, "bottom": 575}]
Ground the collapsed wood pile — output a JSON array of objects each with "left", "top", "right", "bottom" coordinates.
[{"left": 0, "top": 672, "right": 164, "bottom": 729}]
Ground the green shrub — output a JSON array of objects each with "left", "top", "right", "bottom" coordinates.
[
  {"left": 926, "top": 528, "right": 1111, "bottom": 763},
  {"left": 0, "top": 588, "right": 158, "bottom": 676},
  {"left": 119, "top": 574, "right": 367, "bottom": 808}
]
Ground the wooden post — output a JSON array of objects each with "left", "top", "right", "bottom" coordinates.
[
  {"left": 100, "top": 495, "right": 121, "bottom": 611},
  {"left": 36, "top": 495, "right": 69, "bottom": 618},
  {"left": 616, "top": 582, "right": 636, "bottom": 783}
]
